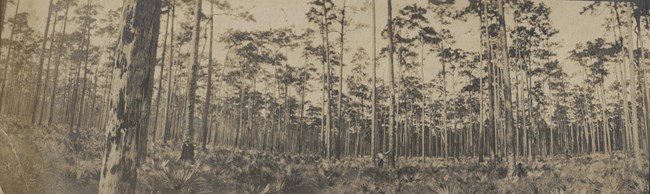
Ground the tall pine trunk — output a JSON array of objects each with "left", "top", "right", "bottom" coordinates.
[
  {"left": 49, "top": 1, "right": 70, "bottom": 125},
  {"left": 182, "top": 0, "right": 202, "bottom": 161},
  {"left": 496, "top": 0, "right": 517, "bottom": 176},
  {"left": 321, "top": 0, "right": 333, "bottom": 159},
  {"left": 626, "top": 3, "right": 642, "bottom": 168},
  {"left": 336, "top": 0, "right": 346, "bottom": 159},
  {"left": 201, "top": 2, "right": 214, "bottom": 150},
  {"left": 613, "top": 2, "right": 632, "bottom": 155},
  {"left": 420, "top": 36, "right": 426, "bottom": 160},
  {"left": 97, "top": 0, "right": 161, "bottom": 192},
  {"left": 478, "top": 1, "right": 485, "bottom": 162},
  {"left": 371, "top": 0, "right": 377, "bottom": 159},
  {"left": 637, "top": 9, "right": 650, "bottom": 188},
  {"left": 386, "top": 0, "right": 397, "bottom": 168},
  {"left": 163, "top": 1, "right": 176, "bottom": 142},
  {"left": 298, "top": 56, "right": 307, "bottom": 154},
  {"left": 441, "top": 39, "right": 448, "bottom": 161}
]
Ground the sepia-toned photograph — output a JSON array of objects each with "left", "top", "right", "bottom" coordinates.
[{"left": 0, "top": 0, "right": 649, "bottom": 193}]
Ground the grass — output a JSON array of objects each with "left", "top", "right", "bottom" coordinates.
[{"left": 0, "top": 116, "right": 648, "bottom": 194}]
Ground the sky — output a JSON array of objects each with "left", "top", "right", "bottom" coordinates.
[{"left": 16, "top": 0, "right": 612, "bottom": 100}]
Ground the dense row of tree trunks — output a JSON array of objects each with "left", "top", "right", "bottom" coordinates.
[
  {"left": 97, "top": 0, "right": 161, "bottom": 192},
  {"left": 39, "top": 4, "right": 60, "bottom": 125},
  {"left": 235, "top": 53, "right": 245, "bottom": 148},
  {"left": 31, "top": 0, "right": 55, "bottom": 124},
  {"left": 163, "top": 0, "right": 176, "bottom": 143},
  {"left": 65, "top": 0, "right": 94, "bottom": 151},
  {"left": 153, "top": 6, "right": 171, "bottom": 143},
  {"left": 131, "top": 0, "right": 650, "bottom": 170},
  {"left": 76, "top": 0, "right": 93, "bottom": 142},
  {"left": 0, "top": 0, "right": 19, "bottom": 113},
  {"left": 68, "top": 42, "right": 82, "bottom": 146}
]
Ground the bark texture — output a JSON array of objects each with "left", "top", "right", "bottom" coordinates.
[{"left": 98, "top": 0, "right": 161, "bottom": 193}]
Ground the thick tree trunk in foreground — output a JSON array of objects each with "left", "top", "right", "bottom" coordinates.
[{"left": 97, "top": 0, "right": 161, "bottom": 193}]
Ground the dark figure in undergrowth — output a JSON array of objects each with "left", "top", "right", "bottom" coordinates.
[
  {"left": 375, "top": 151, "right": 390, "bottom": 168},
  {"left": 514, "top": 163, "right": 527, "bottom": 177},
  {"left": 180, "top": 141, "right": 195, "bottom": 162},
  {"left": 375, "top": 152, "right": 384, "bottom": 168}
]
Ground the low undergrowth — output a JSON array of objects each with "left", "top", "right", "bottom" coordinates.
[
  {"left": 136, "top": 145, "right": 648, "bottom": 194},
  {"left": 0, "top": 117, "right": 648, "bottom": 194}
]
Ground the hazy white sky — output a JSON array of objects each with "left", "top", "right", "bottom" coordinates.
[{"left": 18, "top": 0, "right": 610, "bottom": 97}]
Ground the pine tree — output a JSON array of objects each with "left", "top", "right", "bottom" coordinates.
[{"left": 97, "top": 0, "right": 161, "bottom": 192}]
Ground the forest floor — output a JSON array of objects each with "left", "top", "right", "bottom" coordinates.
[{"left": 0, "top": 116, "right": 649, "bottom": 194}]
